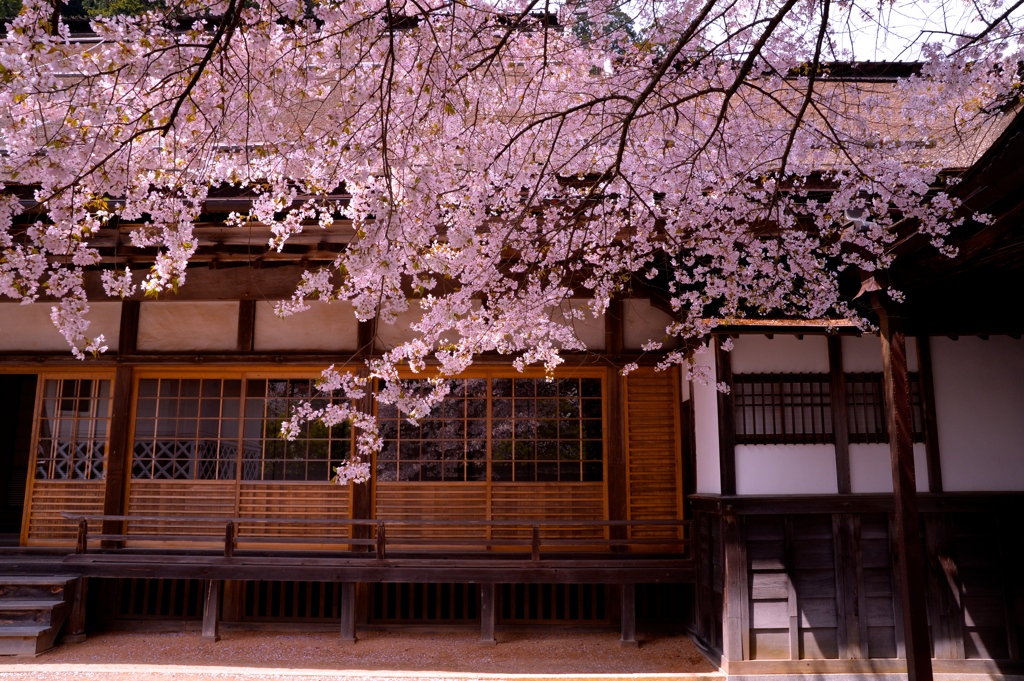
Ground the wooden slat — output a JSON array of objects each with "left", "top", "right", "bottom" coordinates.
[
  {"left": 238, "top": 483, "right": 350, "bottom": 540},
  {"left": 624, "top": 366, "right": 683, "bottom": 543},
  {"left": 126, "top": 480, "right": 236, "bottom": 542},
  {"left": 375, "top": 482, "right": 488, "bottom": 543},
  {"left": 491, "top": 482, "right": 604, "bottom": 542},
  {"left": 26, "top": 480, "right": 105, "bottom": 545}
]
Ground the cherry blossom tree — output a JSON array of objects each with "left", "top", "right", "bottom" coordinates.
[{"left": 1, "top": 0, "right": 1021, "bottom": 481}]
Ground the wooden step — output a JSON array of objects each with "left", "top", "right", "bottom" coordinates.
[
  {"left": 0, "top": 599, "right": 69, "bottom": 626},
  {"left": 0, "top": 575, "right": 78, "bottom": 586},
  {"left": 0, "top": 624, "right": 61, "bottom": 657}
]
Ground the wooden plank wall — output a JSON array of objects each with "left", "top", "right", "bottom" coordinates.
[
  {"left": 624, "top": 367, "right": 683, "bottom": 541},
  {"left": 238, "top": 483, "right": 351, "bottom": 543},
  {"left": 126, "top": 480, "right": 235, "bottom": 542},
  {"left": 491, "top": 482, "right": 604, "bottom": 541},
  {"left": 25, "top": 480, "right": 105, "bottom": 545},
  {"left": 375, "top": 482, "right": 488, "bottom": 542}
]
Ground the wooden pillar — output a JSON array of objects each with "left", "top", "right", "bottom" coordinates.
[
  {"left": 828, "top": 336, "right": 852, "bottom": 494},
  {"left": 915, "top": 336, "right": 943, "bottom": 493},
  {"left": 479, "top": 583, "right": 497, "bottom": 646},
  {"left": 340, "top": 582, "right": 356, "bottom": 644},
  {"left": 101, "top": 365, "right": 134, "bottom": 546},
  {"left": 620, "top": 582, "right": 638, "bottom": 647},
  {"left": 236, "top": 300, "right": 256, "bottom": 352},
  {"left": 62, "top": 577, "right": 88, "bottom": 644},
  {"left": 715, "top": 337, "right": 737, "bottom": 495},
  {"left": 878, "top": 306, "right": 933, "bottom": 681},
  {"left": 723, "top": 514, "right": 748, "bottom": 662},
  {"left": 202, "top": 580, "right": 221, "bottom": 642}
]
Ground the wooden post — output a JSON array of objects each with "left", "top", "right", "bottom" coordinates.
[
  {"left": 715, "top": 337, "right": 737, "bottom": 495},
  {"left": 723, "top": 514, "right": 747, "bottom": 663},
  {"left": 202, "top": 580, "right": 221, "bottom": 642},
  {"left": 531, "top": 525, "right": 541, "bottom": 561},
  {"left": 376, "top": 522, "right": 386, "bottom": 560},
  {"left": 236, "top": 300, "right": 256, "bottom": 352},
  {"left": 340, "top": 582, "right": 356, "bottom": 645},
  {"left": 828, "top": 336, "right": 852, "bottom": 494},
  {"left": 605, "top": 364, "right": 629, "bottom": 550},
  {"left": 224, "top": 521, "right": 235, "bottom": 558},
  {"left": 101, "top": 365, "right": 134, "bottom": 547},
  {"left": 878, "top": 305, "right": 933, "bottom": 681},
  {"left": 480, "top": 583, "right": 497, "bottom": 646},
  {"left": 915, "top": 336, "right": 943, "bottom": 493},
  {"left": 75, "top": 517, "right": 88, "bottom": 554},
  {"left": 620, "top": 582, "right": 638, "bottom": 647},
  {"left": 62, "top": 577, "right": 88, "bottom": 644}
]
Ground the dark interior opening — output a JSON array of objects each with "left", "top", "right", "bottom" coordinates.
[{"left": 0, "top": 374, "right": 36, "bottom": 545}]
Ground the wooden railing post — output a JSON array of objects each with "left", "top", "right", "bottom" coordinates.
[
  {"left": 480, "top": 583, "right": 497, "bottom": 646},
  {"left": 376, "top": 522, "right": 386, "bottom": 560},
  {"left": 75, "top": 518, "right": 88, "bottom": 555},
  {"left": 340, "top": 581, "right": 356, "bottom": 645},
  {"left": 202, "top": 580, "right": 221, "bottom": 642},
  {"left": 224, "top": 521, "right": 235, "bottom": 558},
  {"left": 620, "top": 582, "right": 638, "bottom": 648},
  {"left": 531, "top": 525, "right": 540, "bottom": 561}
]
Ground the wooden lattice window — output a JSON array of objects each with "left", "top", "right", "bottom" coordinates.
[
  {"left": 242, "top": 378, "right": 352, "bottom": 481},
  {"left": 35, "top": 378, "right": 111, "bottom": 480},
  {"left": 132, "top": 378, "right": 243, "bottom": 481},
  {"left": 491, "top": 377, "right": 603, "bottom": 482},
  {"left": 733, "top": 374, "right": 834, "bottom": 445},
  {"left": 376, "top": 376, "right": 604, "bottom": 483},
  {"left": 376, "top": 379, "right": 488, "bottom": 482},
  {"left": 846, "top": 373, "right": 925, "bottom": 444}
]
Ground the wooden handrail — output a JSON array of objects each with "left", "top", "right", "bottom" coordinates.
[{"left": 64, "top": 512, "right": 691, "bottom": 558}]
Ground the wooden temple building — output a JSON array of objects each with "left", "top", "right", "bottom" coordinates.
[{"left": 2, "top": 65, "right": 1024, "bottom": 680}]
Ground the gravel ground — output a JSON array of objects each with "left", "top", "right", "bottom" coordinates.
[{"left": 0, "top": 629, "right": 719, "bottom": 681}]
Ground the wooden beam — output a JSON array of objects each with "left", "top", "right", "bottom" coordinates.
[
  {"left": 62, "top": 577, "right": 88, "bottom": 644},
  {"left": 117, "top": 300, "right": 139, "bottom": 356},
  {"left": 479, "top": 583, "right": 497, "bottom": 646},
  {"left": 606, "top": 369, "right": 628, "bottom": 546},
  {"left": 715, "top": 338, "right": 737, "bottom": 495},
  {"left": 620, "top": 582, "right": 638, "bottom": 647},
  {"left": 915, "top": 336, "right": 943, "bottom": 493},
  {"left": 202, "top": 580, "right": 221, "bottom": 642},
  {"left": 828, "top": 336, "right": 852, "bottom": 494},
  {"left": 340, "top": 582, "right": 356, "bottom": 644},
  {"left": 878, "top": 305, "right": 933, "bottom": 681},
  {"left": 606, "top": 299, "right": 624, "bottom": 355},
  {"left": 723, "top": 514, "right": 747, "bottom": 663},
  {"left": 236, "top": 300, "right": 256, "bottom": 353},
  {"left": 101, "top": 366, "right": 133, "bottom": 546}
]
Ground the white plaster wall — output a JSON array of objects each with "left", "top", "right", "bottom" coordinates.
[
  {"left": 137, "top": 301, "right": 239, "bottom": 352},
  {"left": 692, "top": 348, "right": 721, "bottom": 494},
  {"left": 849, "top": 443, "right": 929, "bottom": 493},
  {"left": 932, "top": 336, "right": 1024, "bottom": 491},
  {"left": 622, "top": 299, "right": 678, "bottom": 351},
  {"left": 254, "top": 301, "right": 359, "bottom": 352},
  {"left": 731, "top": 334, "right": 829, "bottom": 373},
  {"left": 0, "top": 302, "right": 121, "bottom": 351},
  {"left": 735, "top": 444, "right": 839, "bottom": 495},
  {"left": 842, "top": 334, "right": 919, "bottom": 372},
  {"left": 548, "top": 299, "right": 605, "bottom": 352},
  {"left": 374, "top": 305, "right": 421, "bottom": 351}
]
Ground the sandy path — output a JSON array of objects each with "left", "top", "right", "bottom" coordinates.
[{"left": 0, "top": 629, "right": 719, "bottom": 680}]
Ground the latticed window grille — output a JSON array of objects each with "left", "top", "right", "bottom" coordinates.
[
  {"left": 846, "top": 372, "right": 925, "bottom": 444},
  {"left": 242, "top": 378, "right": 351, "bottom": 481},
  {"left": 377, "top": 379, "right": 488, "bottom": 482},
  {"left": 35, "top": 378, "right": 111, "bottom": 480},
  {"left": 376, "top": 376, "right": 604, "bottom": 483},
  {"left": 733, "top": 374, "right": 834, "bottom": 445},
  {"left": 132, "top": 378, "right": 242, "bottom": 480}
]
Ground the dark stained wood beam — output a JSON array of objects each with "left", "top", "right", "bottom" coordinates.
[
  {"left": 606, "top": 368, "right": 628, "bottom": 547},
  {"left": 828, "top": 335, "right": 852, "bottom": 494},
  {"left": 715, "top": 337, "right": 737, "bottom": 496},
  {"left": 877, "top": 302, "right": 933, "bottom": 681},
  {"left": 620, "top": 583, "right": 638, "bottom": 647},
  {"left": 117, "top": 301, "right": 139, "bottom": 356},
  {"left": 480, "top": 583, "right": 497, "bottom": 645},
  {"left": 202, "top": 580, "right": 221, "bottom": 642},
  {"left": 237, "top": 300, "right": 256, "bottom": 353},
  {"left": 340, "top": 581, "right": 356, "bottom": 644},
  {"left": 915, "top": 336, "right": 943, "bottom": 493},
  {"left": 100, "top": 366, "right": 134, "bottom": 547}
]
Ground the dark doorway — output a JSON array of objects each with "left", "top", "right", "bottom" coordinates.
[{"left": 0, "top": 374, "right": 37, "bottom": 545}]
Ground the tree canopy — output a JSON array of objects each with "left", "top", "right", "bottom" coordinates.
[{"left": 1, "top": 0, "right": 1021, "bottom": 481}]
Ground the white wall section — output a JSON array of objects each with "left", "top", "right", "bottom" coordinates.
[
  {"left": 137, "top": 301, "right": 239, "bottom": 352},
  {"left": 731, "top": 334, "right": 829, "bottom": 373},
  {"left": 842, "top": 334, "right": 919, "bottom": 372},
  {"left": 254, "top": 301, "right": 359, "bottom": 352},
  {"left": 932, "top": 336, "right": 1024, "bottom": 491},
  {"left": 848, "top": 443, "right": 929, "bottom": 493},
  {"left": 0, "top": 302, "right": 121, "bottom": 351},
  {"left": 622, "top": 299, "right": 678, "bottom": 351},
  {"left": 735, "top": 444, "right": 839, "bottom": 494},
  {"left": 692, "top": 348, "right": 721, "bottom": 494}
]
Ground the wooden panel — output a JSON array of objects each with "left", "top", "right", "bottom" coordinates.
[
  {"left": 375, "top": 482, "right": 487, "bottom": 542},
  {"left": 491, "top": 482, "right": 604, "bottom": 542},
  {"left": 126, "top": 480, "right": 235, "bottom": 541},
  {"left": 26, "top": 480, "right": 105, "bottom": 545},
  {"left": 238, "top": 483, "right": 350, "bottom": 541},
  {"left": 624, "top": 367, "right": 682, "bottom": 541}
]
